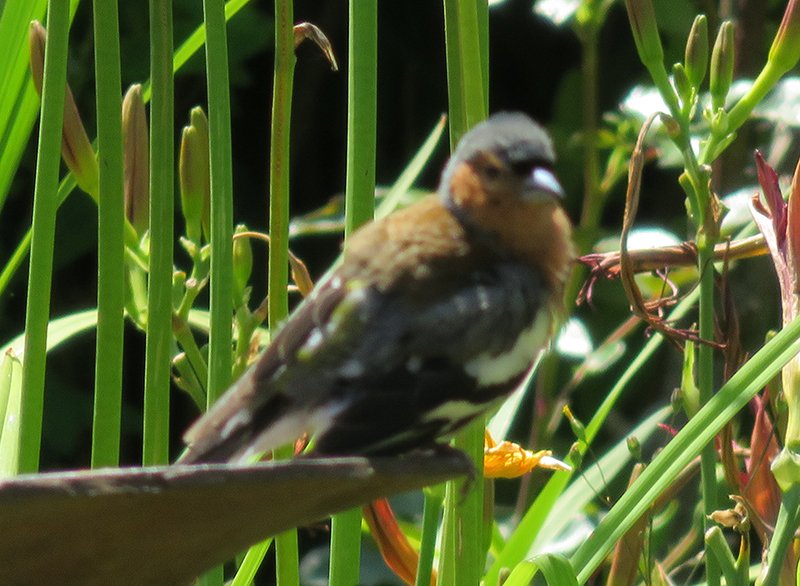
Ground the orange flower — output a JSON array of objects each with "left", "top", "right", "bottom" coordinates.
[
  {"left": 483, "top": 431, "right": 571, "bottom": 479},
  {"left": 365, "top": 432, "right": 570, "bottom": 585},
  {"left": 363, "top": 498, "right": 434, "bottom": 586}
]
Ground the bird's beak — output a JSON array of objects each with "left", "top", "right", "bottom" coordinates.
[{"left": 524, "top": 167, "right": 564, "bottom": 201}]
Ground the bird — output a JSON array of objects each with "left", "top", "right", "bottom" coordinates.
[{"left": 178, "top": 112, "right": 574, "bottom": 464}]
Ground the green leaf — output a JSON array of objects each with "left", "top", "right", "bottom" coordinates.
[
  {"left": 571, "top": 315, "right": 800, "bottom": 582},
  {"left": 0, "top": 351, "right": 22, "bottom": 476},
  {"left": 503, "top": 553, "right": 579, "bottom": 586},
  {"left": 0, "top": 0, "right": 47, "bottom": 211},
  {"left": 1, "top": 309, "right": 99, "bottom": 358}
]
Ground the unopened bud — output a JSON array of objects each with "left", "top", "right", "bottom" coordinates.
[
  {"left": 233, "top": 225, "right": 253, "bottom": 301},
  {"left": 672, "top": 63, "right": 692, "bottom": 103},
  {"left": 768, "top": 0, "right": 800, "bottom": 76},
  {"left": 626, "top": 436, "right": 642, "bottom": 461},
  {"left": 29, "top": 21, "right": 98, "bottom": 199},
  {"left": 710, "top": 21, "right": 735, "bottom": 111},
  {"left": 122, "top": 85, "right": 149, "bottom": 235},
  {"left": 567, "top": 442, "right": 583, "bottom": 469},
  {"left": 685, "top": 15, "right": 708, "bottom": 89},
  {"left": 661, "top": 114, "right": 681, "bottom": 139},
  {"left": 710, "top": 108, "right": 729, "bottom": 135},
  {"left": 173, "top": 270, "right": 186, "bottom": 308},
  {"left": 563, "top": 405, "right": 587, "bottom": 443},
  {"left": 179, "top": 107, "right": 210, "bottom": 244},
  {"left": 624, "top": 0, "right": 664, "bottom": 68}
]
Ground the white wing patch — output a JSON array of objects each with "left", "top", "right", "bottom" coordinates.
[
  {"left": 464, "top": 312, "right": 551, "bottom": 386},
  {"left": 232, "top": 402, "right": 346, "bottom": 462},
  {"left": 423, "top": 399, "right": 491, "bottom": 424}
]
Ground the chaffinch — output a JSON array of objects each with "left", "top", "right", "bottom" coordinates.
[{"left": 179, "top": 112, "right": 574, "bottom": 463}]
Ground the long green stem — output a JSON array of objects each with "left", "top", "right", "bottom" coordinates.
[
  {"left": 697, "top": 241, "right": 720, "bottom": 586},
  {"left": 17, "top": 0, "right": 70, "bottom": 474},
  {"left": 342, "top": 0, "right": 377, "bottom": 238},
  {"left": 197, "top": 26, "right": 236, "bottom": 579},
  {"left": 328, "top": 510, "right": 363, "bottom": 585},
  {"left": 142, "top": 0, "right": 173, "bottom": 466},
  {"left": 91, "top": 0, "right": 125, "bottom": 469},
  {"left": 329, "top": 2, "right": 378, "bottom": 584},
  {"left": 268, "top": 6, "right": 294, "bottom": 331},
  {"left": 578, "top": 23, "right": 601, "bottom": 231},
  {"left": 202, "top": 0, "right": 234, "bottom": 406},
  {"left": 759, "top": 485, "right": 800, "bottom": 586},
  {"left": 270, "top": 2, "right": 299, "bottom": 584},
  {"left": 636, "top": 21, "right": 722, "bottom": 584},
  {"left": 416, "top": 487, "right": 444, "bottom": 586},
  {"left": 439, "top": 1, "right": 488, "bottom": 583}
]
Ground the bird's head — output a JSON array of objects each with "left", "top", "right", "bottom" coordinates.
[
  {"left": 439, "top": 112, "right": 574, "bottom": 294},
  {"left": 439, "top": 112, "right": 563, "bottom": 211}
]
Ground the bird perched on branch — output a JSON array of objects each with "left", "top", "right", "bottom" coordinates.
[{"left": 179, "top": 112, "right": 574, "bottom": 464}]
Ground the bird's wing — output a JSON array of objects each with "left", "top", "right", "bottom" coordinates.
[
  {"left": 180, "top": 259, "right": 549, "bottom": 461},
  {"left": 179, "top": 272, "right": 363, "bottom": 462},
  {"left": 181, "top": 196, "right": 552, "bottom": 461},
  {"left": 309, "top": 261, "right": 550, "bottom": 454}
]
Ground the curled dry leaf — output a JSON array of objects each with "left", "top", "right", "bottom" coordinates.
[
  {"left": 294, "top": 22, "right": 338, "bottom": 71},
  {"left": 611, "top": 113, "right": 721, "bottom": 349}
]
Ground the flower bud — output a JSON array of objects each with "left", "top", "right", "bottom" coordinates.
[
  {"left": 710, "top": 108, "right": 728, "bottom": 136},
  {"left": 672, "top": 63, "right": 692, "bottom": 103},
  {"left": 233, "top": 225, "right": 253, "bottom": 301},
  {"left": 172, "top": 351, "right": 205, "bottom": 409},
  {"left": 122, "top": 84, "right": 149, "bottom": 235},
  {"left": 772, "top": 448, "right": 800, "bottom": 492},
  {"left": 626, "top": 436, "right": 642, "bottom": 461},
  {"left": 563, "top": 405, "right": 587, "bottom": 443},
  {"left": 710, "top": 21, "right": 735, "bottom": 112},
  {"left": 684, "top": 15, "right": 708, "bottom": 89},
  {"left": 661, "top": 113, "right": 681, "bottom": 140},
  {"left": 29, "top": 21, "right": 98, "bottom": 199},
  {"left": 179, "top": 107, "right": 210, "bottom": 244},
  {"left": 624, "top": 0, "right": 664, "bottom": 68},
  {"left": 768, "top": 0, "right": 800, "bottom": 76},
  {"left": 170, "top": 271, "right": 187, "bottom": 313},
  {"left": 568, "top": 442, "right": 583, "bottom": 469}
]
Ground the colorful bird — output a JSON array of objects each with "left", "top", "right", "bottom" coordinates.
[{"left": 179, "top": 112, "right": 574, "bottom": 464}]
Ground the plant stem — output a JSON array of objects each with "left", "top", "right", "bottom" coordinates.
[
  {"left": 578, "top": 23, "right": 601, "bottom": 232},
  {"left": 343, "top": 0, "right": 377, "bottom": 238},
  {"left": 142, "top": 0, "right": 174, "bottom": 466},
  {"left": 270, "top": 2, "right": 299, "bottom": 585},
  {"left": 18, "top": 0, "right": 70, "bottom": 473},
  {"left": 203, "top": 0, "right": 235, "bottom": 410},
  {"left": 416, "top": 487, "right": 444, "bottom": 586},
  {"left": 330, "top": 2, "right": 377, "bottom": 584},
  {"left": 697, "top": 240, "right": 720, "bottom": 586},
  {"left": 268, "top": 4, "right": 294, "bottom": 332},
  {"left": 439, "top": 1, "right": 488, "bottom": 583},
  {"left": 91, "top": 0, "right": 125, "bottom": 468},
  {"left": 759, "top": 485, "right": 800, "bottom": 586}
]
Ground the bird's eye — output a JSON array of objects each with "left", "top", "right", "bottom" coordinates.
[
  {"left": 483, "top": 164, "right": 502, "bottom": 180},
  {"left": 510, "top": 160, "right": 537, "bottom": 176}
]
